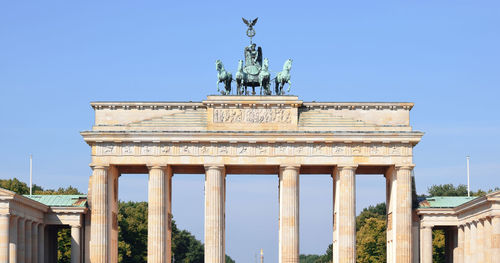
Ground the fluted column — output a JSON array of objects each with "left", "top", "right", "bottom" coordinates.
[
  {"left": 25, "top": 221, "right": 31, "bottom": 263},
  {"left": 483, "top": 217, "right": 492, "bottom": 263},
  {"left": 9, "top": 216, "right": 17, "bottom": 263},
  {"left": 464, "top": 223, "right": 471, "bottom": 263},
  {"left": 455, "top": 225, "right": 464, "bottom": 263},
  {"left": 90, "top": 166, "right": 109, "bottom": 263},
  {"left": 478, "top": 220, "right": 485, "bottom": 262},
  {"left": 147, "top": 166, "right": 171, "bottom": 263},
  {"left": 31, "top": 223, "right": 38, "bottom": 263},
  {"left": 37, "top": 225, "right": 43, "bottom": 263},
  {"left": 71, "top": 226, "right": 81, "bottom": 263},
  {"left": 204, "top": 165, "right": 226, "bottom": 263},
  {"left": 471, "top": 221, "right": 477, "bottom": 262},
  {"left": 17, "top": 218, "right": 24, "bottom": 263},
  {"left": 279, "top": 165, "right": 300, "bottom": 263},
  {"left": 0, "top": 214, "right": 9, "bottom": 263},
  {"left": 332, "top": 165, "right": 356, "bottom": 263},
  {"left": 420, "top": 226, "right": 432, "bottom": 263},
  {"left": 492, "top": 216, "right": 500, "bottom": 260},
  {"left": 394, "top": 165, "right": 413, "bottom": 263}
]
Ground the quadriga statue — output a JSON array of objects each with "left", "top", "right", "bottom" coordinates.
[
  {"left": 215, "top": 60, "right": 232, "bottom": 95},
  {"left": 275, "top": 59, "right": 292, "bottom": 95}
]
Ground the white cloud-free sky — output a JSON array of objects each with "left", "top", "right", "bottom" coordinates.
[{"left": 1, "top": 1, "right": 499, "bottom": 262}]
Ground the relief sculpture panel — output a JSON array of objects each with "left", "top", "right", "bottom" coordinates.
[{"left": 213, "top": 108, "right": 292, "bottom": 123}]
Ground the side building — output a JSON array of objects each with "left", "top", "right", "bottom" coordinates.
[
  {"left": 417, "top": 191, "right": 500, "bottom": 263},
  {"left": 0, "top": 188, "right": 89, "bottom": 263}
]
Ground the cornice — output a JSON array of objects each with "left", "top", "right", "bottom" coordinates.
[
  {"left": 49, "top": 207, "right": 87, "bottom": 214},
  {"left": 90, "top": 100, "right": 414, "bottom": 111},
  {"left": 302, "top": 102, "right": 414, "bottom": 111},
  {"left": 0, "top": 188, "right": 49, "bottom": 212},
  {"left": 81, "top": 130, "right": 424, "bottom": 145},
  {"left": 91, "top": 102, "right": 205, "bottom": 111}
]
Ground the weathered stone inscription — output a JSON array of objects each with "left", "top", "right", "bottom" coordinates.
[{"left": 213, "top": 108, "right": 292, "bottom": 123}]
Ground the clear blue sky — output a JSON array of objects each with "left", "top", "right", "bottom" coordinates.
[{"left": 1, "top": 1, "right": 499, "bottom": 262}]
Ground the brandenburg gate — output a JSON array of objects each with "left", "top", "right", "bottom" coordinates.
[{"left": 81, "top": 95, "right": 423, "bottom": 263}]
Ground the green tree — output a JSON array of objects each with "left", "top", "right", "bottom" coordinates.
[
  {"left": 57, "top": 228, "right": 71, "bottom": 262},
  {"left": 356, "top": 218, "right": 386, "bottom": 263},
  {"left": 117, "top": 201, "right": 236, "bottom": 263},
  {"left": 426, "top": 184, "right": 498, "bottom": 197},
  {"left": 0, "top": 178, "right": 43, "bottom": 195},
  {"left": 356, "top": 203, "right": 386, "bottom": 231},
  {"left": 299, "top": 254, "right": 321, "bottom": 263},
  {"left": 314, "top": 244, "right": 332, "bottom": 263},
  {"left": 118, "top": 201, "right": 148, "bottom": 262},
  {"left": 427, "top": 184, "right": 468, "bottom": 197},
  {"left": 432, "top": 229, "right": 445, "bottom": 263},
  {"left": 299, "top": 203, "right": 387, "bottom": 263}
]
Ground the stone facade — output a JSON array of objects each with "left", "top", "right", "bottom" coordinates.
[
  {"left": 417, "top": 191, "right": 500, "bottom": 263},
  {"left": 81, "top": 95, "right": 423, "bottom": 263},
  {"left": 0, "top": 188, "right": 88, "bottom": 263}
]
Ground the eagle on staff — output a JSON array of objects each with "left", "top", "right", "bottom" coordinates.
[{"left": 242, "top": 17, "right": 258, "bottom": 40}]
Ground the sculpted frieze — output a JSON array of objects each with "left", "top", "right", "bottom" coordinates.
[
  {"left": 94, "top": 142, "right": 412, "bottom": 158},
  {"left": 161, "top": 144, "right": 173, "bottom": 155},
  {"left": 141, "top": 144, "right": 155, "bottom": 155},
  {"left": 213, "top": 108, "right": 292, "bottom": 123},
  {"left": 121, "top": 144, "right": 134, "bottom": 155},
  {"left": 332, "top": 145, "right": 345, "bottom": 156}
]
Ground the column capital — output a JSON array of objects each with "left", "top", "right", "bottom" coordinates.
[
  {"left": 279, "top": 164, "right": 300, "bottom": 172},
  {"left": 421, "top": 225, "right": 433, "bottom": 230},
  {"left": 147, "top": 164, "right": 167, "bottom": 170},
  {"left": 204, "top": 164, "right": 225, "bottom": 171},
  {"left": 336, "top": 164, "right": 358, "bottom": 172},
  {"left": 395, "top": 164, "right": 415, "bottom": 171},
  {"left": 90, "top": 164, "right": 110, "bottom": 170}
]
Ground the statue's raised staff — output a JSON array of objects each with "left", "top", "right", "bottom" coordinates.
[
  {"left": 215, "top": 60, "right": 232, "bottom": 95},
  {"left": 275, "top": 59, "right": 293, "bottom": 95}
]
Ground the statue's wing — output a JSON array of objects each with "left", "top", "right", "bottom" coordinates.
[
  {"left": 251, "top": 17, "right": 258, "bottom": 26},
  {"left": 242, "top": 18, "right": 250, "bottom": 26}
]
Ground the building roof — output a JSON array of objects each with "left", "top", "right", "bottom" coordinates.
[
  {"left": 24, "top": 195, "right": 87, "bottom": 207},
  {"left": 418, "top": 196, "right": 477, "bottom": 208}
]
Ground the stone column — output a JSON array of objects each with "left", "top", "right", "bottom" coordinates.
[
  {"left": 444, "top": 227, "right": 456, "bottom": 263},
  {"left": 17, "top": 218, "right": 24, "bottom": 263},
  {"left": 464, "top": 223, "right": 470, "bottom": 263},
  {"left": 71, "top": 226, "right": 81, "bottom": 263},
  {"left": 147, "top": 165, "right": 171, "bottom": 263},
  {"left": 31, "top": 223, "right": 37, "bottom": 263},
  {"left": 37, "top": 225, "right": 44, "bottom": 263},
  {"left": 454, "top": 225, "right": 464, "bottom": 263},
  {"left": 394, "top": 165, "right": 413, "bottom": 263},
  {"left": 420, "top": 226, "right": 432, "bottom": 263},
  {"left": 204, "top": 165, "right": 226, "bottom": 263},
  {"left": 492, "top": 216, "right": 500, "bottom": 260},
  {"left": 90, "top": 166, "right": 109, "bottom": 263},
  {"left": 478, "top": 219, "right": 485, "bottom": 262},
  {"left": 25, "top": 221, "right": 31, "bottom": 263},
  {"left": 0, "top": 214, "right": 9, "bottom": 263},
  {"left": 470, "top": 221, "right": 477, "bottom": 262},
  {"left": 9, "top": 216, "right": 17, "bottom": 263},
  {"left": 332, "top": 165, "right": 356, "bottom": 263},
  {"left": 483, "top": 217, "right": 492, "bottom": 263},
  {"left": 279, "top": 165, "right": 300, "bottom": 263}
]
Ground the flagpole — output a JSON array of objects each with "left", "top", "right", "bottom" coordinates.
[
  {"left": 466, "top": 156, "right": 470, "bottom": 197},
  {"left": 30, "top": 154, "right": 33, "bottom": 195}
]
